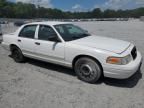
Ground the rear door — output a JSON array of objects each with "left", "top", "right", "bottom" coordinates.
[{"left": 17, "top": 25, "right": 37, "bottom": 55}]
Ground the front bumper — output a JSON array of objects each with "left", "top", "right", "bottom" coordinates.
[{"left": 104, "top": 51, "right": 143, "bottom": 79}]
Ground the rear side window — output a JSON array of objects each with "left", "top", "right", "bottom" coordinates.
[{"left": 19, "top": 25, "right": 37, "bottom": 39}]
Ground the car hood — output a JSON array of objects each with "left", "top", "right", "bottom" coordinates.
[{"left": 70, "top": 35, "right": 131, "bottom": 54}]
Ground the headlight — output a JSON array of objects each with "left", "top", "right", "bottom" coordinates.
[{"left": 106, "top": 54, "right": 132, "bottom": 65}]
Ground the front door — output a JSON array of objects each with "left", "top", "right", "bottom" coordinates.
[{"left": 34, "top": 25, "right": 65, "bottom": 62}]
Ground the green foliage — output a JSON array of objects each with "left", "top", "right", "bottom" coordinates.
[
  {"left": 92, "top": 8, "right": 103, "bottom": 18},
  {"left": 0, "top": 0, "right": 144, "bottom": 19}
]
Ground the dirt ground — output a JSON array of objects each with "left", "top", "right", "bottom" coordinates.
[{"left": 0, "top": 20, "right": 144, "bottom": 108}]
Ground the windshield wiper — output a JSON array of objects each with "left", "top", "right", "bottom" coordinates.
[
  {"left": 72, "top": 33, "right": 90, "bottom": 40},
  {"left": 79, "top": 33, "right": 90, "bottom": 37},
  {"left": 72, "top": 36, "right": 81, "bottom": 39}
]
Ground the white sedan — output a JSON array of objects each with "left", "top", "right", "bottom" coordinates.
[{"left": 2, "top": 22, "right": 143, "bottom": 83}]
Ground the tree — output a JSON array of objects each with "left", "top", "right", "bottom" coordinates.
[
  {"left": 0, "top": 0, "right": 144, "bottom": 19},
  {"left": 92, "top": 8, "right": 102, "bottom": 18},
  {"left": 103, "top": 9, "right": 117, "bottom": 18},
  {"left": 0, "top": 0, "right": 7, "bottom": 17}
]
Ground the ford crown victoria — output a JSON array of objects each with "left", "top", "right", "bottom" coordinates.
[{"left": 2, "top": 22, "right": 143, "bottom": 83}]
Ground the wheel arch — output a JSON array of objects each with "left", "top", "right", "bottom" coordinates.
[
  {"left": 10, "top": 44, "right": 20, "bottom": 52},
  {"left": 72, "top": 55, "right": 103, "bottom": 72}
]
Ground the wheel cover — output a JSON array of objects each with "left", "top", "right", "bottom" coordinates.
[
  {"left": 79, "top": 63, "right": 98, "bottom": 81},
  {"left": 80, "top": 64, "right": 93, "bottom": 76}
]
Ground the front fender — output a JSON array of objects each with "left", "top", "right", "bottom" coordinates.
[{"left": 65, "top": 44, "right": 115, "bottom": 67}]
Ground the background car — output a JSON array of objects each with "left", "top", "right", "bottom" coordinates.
[
  {"left": 0, "top": 20, "right": 8, "bottom": 24},
  {"left": 14, "top": 21, "right": 25, "bottom": 26},
  {"left": 0, "top": 24, "right": 2, "bottom": 35}
]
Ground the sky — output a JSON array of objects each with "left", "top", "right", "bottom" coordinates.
[{"left": 9, "top": 0, "right": 144, "bottom": 11}]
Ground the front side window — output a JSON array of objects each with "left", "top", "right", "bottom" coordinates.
[
  {"left": 38, "top": 25, "right": 59, "bottom": 42},
  {"left": 19, "top": 25, "right": 37, "bottom": 39},
  {"left": 54, "top": 24, "right": 90, "bottom": 41}
]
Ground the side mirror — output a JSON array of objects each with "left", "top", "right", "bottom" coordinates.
[{"left": 48, "top": 34, "right": 61, "bottom": 42}]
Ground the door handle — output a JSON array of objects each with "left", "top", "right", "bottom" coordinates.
[
  {"left": 18, "top": 39, "right": 21, "bottom": 42},
  {"left": 35, "top": 42, "right": 40, "bottom": 45}
]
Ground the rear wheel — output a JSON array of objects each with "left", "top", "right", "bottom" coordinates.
[
  {"left": 74, "top": 57, "right": 102, "bottom": 83},
  {"left": 11, "top": 47, "right": 25, "bottom": 63}
]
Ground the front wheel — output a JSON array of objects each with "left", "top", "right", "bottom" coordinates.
[{"left": 74, "top": 57, "right": 102, "bottom": 83}]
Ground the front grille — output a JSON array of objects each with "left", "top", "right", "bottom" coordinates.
[{"left": 131, "top": 46, "right": 137, "bottom": 60}]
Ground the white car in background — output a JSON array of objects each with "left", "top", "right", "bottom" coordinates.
[{"left": 2, "top": 22, "right": 143, "bottom": 83}]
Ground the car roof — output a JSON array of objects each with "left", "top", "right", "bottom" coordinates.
[{"left": 26, "top": 21, "right": 70, "bottom": 26}]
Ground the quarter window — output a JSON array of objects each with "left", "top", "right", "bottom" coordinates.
[{"left": 19, "top": 25, "right": 37, "bottom": 39}]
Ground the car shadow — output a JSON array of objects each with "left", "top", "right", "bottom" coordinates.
[
  {"left": 100, "top": 70, "right": 142, "bottom": 88},
  {"left": 26, "top": 58, "right": 76, "bottom": 77},
  {"left": 9, "top": 56, "right": 142, "bottom": 88}
]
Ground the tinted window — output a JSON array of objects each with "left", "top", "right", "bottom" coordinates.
[
  {"left": 38, "top": 25, "right": 58, "bottom": 41},
  {"left": 19, "top": 25, "right": 37, "bottom": 39}
]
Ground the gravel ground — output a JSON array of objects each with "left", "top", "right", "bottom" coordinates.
[{"left": 0, "top": 20, "right": 144, "bottom": 108}]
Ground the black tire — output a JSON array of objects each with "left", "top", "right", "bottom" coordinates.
[
  {"left": 74, "top": 57, "right": 102, "bottom": 83},
  {"left": 11, "top": 47, "right": 25, "bottom": 63}
]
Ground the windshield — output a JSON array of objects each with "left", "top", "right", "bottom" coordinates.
[{"left": 54, "top": 24, "right": 91, "bottom": 41}]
